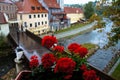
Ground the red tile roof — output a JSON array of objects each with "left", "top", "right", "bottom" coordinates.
[
  {"left": 16, "top": 0, "right": 48, "bottom": 14},
  {"left": 44, "top": 0, "right": 60, "bottom": 9},
  {"left": 15, "top": 1, "right": 23, "bottom": 11},
  {"left": 0, "top": 0, "right": 13, "bottom": 4},
  {"left": 64, "top": 7, "right": 83, "bottom": 14},
  {"left": 0, "top": 12, "right": 7, "bottom": 24}
]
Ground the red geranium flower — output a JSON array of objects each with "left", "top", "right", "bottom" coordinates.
[
  {"left": 29, "top": 55, "right": 39, "bottom": 68},
  {"left": 64, "top": 74, "right": 72, "bottom": 80},
  {"left": 83, "top": 70, "right": 98, "bottom": 80},
  {"left": 42, "top": 36, "right": 58, "bottom": 48},
  {"left": 54, "top": 57, "right": 76, "bottom": 74},
  {"left": 80, "top": 64, "right": 88, "bottom": 71},
  {"left": 74, "top": 47, "right": 88, "bottom": 58},
  {"left": 53, "top": 45, "right": 64, "bottom": 53},
  {"left": 41, "top": 53, "right": 56, "bottom": 69},
  {"left": 68, "top": 43, "right": 81, "bottom": 53},
  {"left": 30, "top": 55, "right": 38, "bottom": 60}
]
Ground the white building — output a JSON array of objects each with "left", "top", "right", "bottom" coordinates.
[
  {"left": 39, "top": 0, "right": 70, "bottom": 31},
  {"left": 64, "top": 7, "right": 84, "bottom": 24},
  {"left": 16, "top": 0, "right": 50, "bottom": 35},
  {"left": 0, "top": 12, "right": 9, "bottom": 36}
]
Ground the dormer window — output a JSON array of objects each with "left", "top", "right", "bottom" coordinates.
[
  {"left": 31, "top": 6, "right": 35, "bottom": 10},
  {"left": 42, "top": 7, "right": 45, "bottom": 10},
  {"left": 37, "top": 7, "right": 40, "bottom": 10}
]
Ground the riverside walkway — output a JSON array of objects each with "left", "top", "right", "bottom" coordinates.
[{"left": 41, "top": 21, "right": 97, "bottom": 39}]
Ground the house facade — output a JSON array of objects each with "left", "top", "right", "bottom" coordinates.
[
  {"left": 0, "top": 12, "right": 9, "bottom": 36},
  {"left": 39, "top": 0, "right": 70, "bottom": 31},
  {"left": 0, "top": 0, "right": 17, "bottom": 20},
  {"left": 64, "top": 7, "right": 84, "bottom": 24},
  {"left": 16, "top": 0, "right": 50, "bottom": 35}
]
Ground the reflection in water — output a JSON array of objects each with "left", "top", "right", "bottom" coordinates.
[{"left": 64, "top": 19, "right": 113, "bottom": 48}]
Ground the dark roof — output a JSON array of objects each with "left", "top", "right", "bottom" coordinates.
[
  {"left": 16, "top": 0, "right": 48, "bottom": 14},
  {"left": 44, "top": 0, "right": 60, "bottom": 9},
  {"left": 64, "top": 7, "right": 83, "bottom": 14},
  {"left": 0, "top": 12, "right": 7, "bottom": 24}
]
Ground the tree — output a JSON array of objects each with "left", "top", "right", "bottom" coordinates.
[
  {"left": 103, "top": 0, "right": 120, "bottom": 43},
  {"left": 84, "top": 2, "right": 94, "bottom": 19}
]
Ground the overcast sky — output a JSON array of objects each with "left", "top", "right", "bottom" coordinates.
[{"left": 64, "top": 0, "right": 96, "bottom": 4}]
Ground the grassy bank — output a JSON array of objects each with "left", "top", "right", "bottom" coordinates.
[
  {"left": 112, "top": 62, "right": 120, "bottom": 80},
  {"left": 55, "top": 22, "right": 90, "bottom": 34}
]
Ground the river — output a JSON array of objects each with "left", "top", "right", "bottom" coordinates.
[{"left": 63, "top": 18, "right": 120, "bottom": 72}]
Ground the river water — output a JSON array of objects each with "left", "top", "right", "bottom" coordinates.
[{"left": 63, "top": 18, "right": 120, "bottom": 71}]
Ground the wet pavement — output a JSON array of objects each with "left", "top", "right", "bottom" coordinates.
[{"left": 10, "top": 31, "right": 50, "bottom": 63}]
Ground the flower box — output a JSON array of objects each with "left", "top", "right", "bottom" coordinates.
[{"left": 15, "top": 70, "right": 85, "bottom": 80}]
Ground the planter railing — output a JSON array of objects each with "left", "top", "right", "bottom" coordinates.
[{"left": 8, "top": 30, "right": 115, "bottom": 80}]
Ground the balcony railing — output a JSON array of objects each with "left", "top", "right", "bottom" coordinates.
[{"left": 8, "top": 30, "right": 115, "bottom": 80}]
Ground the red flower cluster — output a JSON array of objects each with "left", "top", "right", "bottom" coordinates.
[
  {"left": 29, "top": 55, "right": 39, "bottom": 68},
  {"left": 54, "top": 57, "right": 76, "bottom": 74},
  {"left": 68, "top": 43, "right": 81, "bottom": 53},
  {"left": 83, "top": 70, "right": 99, "bottom": 80},
  {"left": 41, "top": 53, "right": 56, "bottom": 69},
  {"left": 42, "top": 36, "right": 58, "bottom": 48},
  {"left": 68, "top": 43, "right": 88, "bottom": 58},
  {"left": 53, "top": 45, "right": 64, "bottom": 53},
  {"left": 80, "top": 64, "right": 87, "bottom": 72},
  {"left": 74, "top": 47, "right": 88, "bottom": 58}
]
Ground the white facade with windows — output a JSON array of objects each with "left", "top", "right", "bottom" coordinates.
[
  {"left": 15, "top": 0, "right": 49, "bottom": 35},
  {"left": 17, "top": 13, "right": 49, "bottom": 35}
]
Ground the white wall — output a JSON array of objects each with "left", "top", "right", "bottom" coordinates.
[{"left": 0, "top": 24, "right": 9, "bottom": 36}]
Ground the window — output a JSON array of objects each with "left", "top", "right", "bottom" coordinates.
[
  {"left": 24, "top": 22, "right": 27, "bottom": 27},
  {"left": 42, "top": 7, "right": 45, "bottom": 10},
  {"left": 20, "top": 14, "right": 22, "bottom": 20},
  {"left": 38, "top": 14, "right": 40, "bottom": 18},
  {"left": 29, "top": 15, "right": 31, "bottom": 19},
  {"left": 41, "top": 14, "right": 43, "bottom": 18},
  {"left": 42, "top": 21, "right": 43, "bottom": 25},
  {"left": 30, "top": 23, "right": 32, "bottom": 27},
  {"left": 45, "top": 14, "right": 47, "bottom": 17},
  {"left": 38, "top": 31, "right": 40, "bottom": 33},
  {"left": 37, "top": 7, "right": 40, "bottom": 10},
  {"left": 38, "top": 22, "right": 40, "bottom": 25},
  {"left": 34, "top": 15, "right": 36, "bottom": 18},
  {"left": 31, "top": 6, "right": 35, "bottom": 10},
  {"left": 45, "top": 21, "right": 47, "bottom": 24},
  {"left": 35, "top": 22, "right": 37, "bottom": 27}
]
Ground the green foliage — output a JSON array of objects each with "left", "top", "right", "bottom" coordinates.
[
  {"left": 102, "top": 0, "right": 120, "bottom": 43},
  {"left": 93, "top": 21, "right": 105, "bottom": 30},
  {"left": 109, "top": 27, "right": 120, "bottom": 43},
  {"left": 82, "top": 43, "right": 97, "bottom": 50},
  {"left": 89, "top": 14, "right": 101, "bottom": 22},
  {"left": 0, "top": 35, "right": 12, "bottom": 57},
  {"left": 84, "top": 2, "right": 94, "bottom": 19},
  {"left": 112, "top": 62, "right": 120, "bottom": 80}
]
